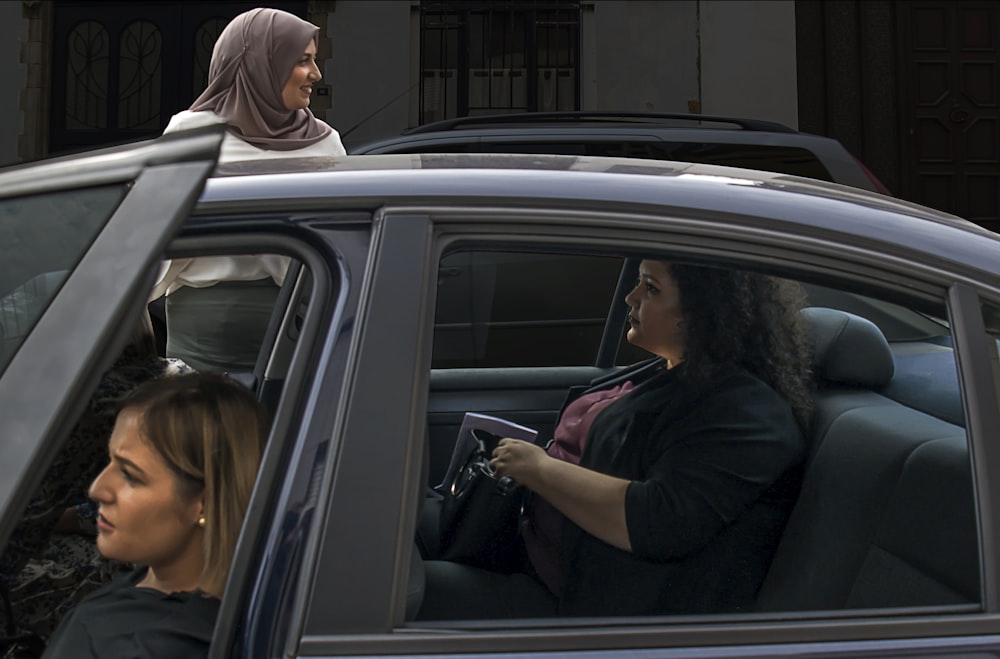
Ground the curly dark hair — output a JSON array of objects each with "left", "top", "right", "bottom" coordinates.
[{"left": 668, "top": 263, "right": 813, "bottom": 430}]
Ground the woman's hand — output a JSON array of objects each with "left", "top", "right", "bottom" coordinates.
[
  {"left": 490, "top": 438, "right": 547, "bottom": 486},
  {"left": 490, "top": 438, "right": 633, "bottom": 552}
]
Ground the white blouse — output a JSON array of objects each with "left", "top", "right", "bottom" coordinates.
[{"left": 151, "top": 111, "right": 346, "bottom": 299}]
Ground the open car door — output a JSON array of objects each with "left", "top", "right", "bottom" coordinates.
[{"left": 0, "top": 126, "right": 223, "bottom": 549}]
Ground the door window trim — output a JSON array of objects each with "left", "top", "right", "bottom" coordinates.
[
  {"left": 948, "top": 283, "right": 1000, "bottom": 611},
  {"left": 301, "top": 212, "right": 996, "bottom": 655},
  {"left": 163, "top": 226, "right": 361, "bottom": 659}
]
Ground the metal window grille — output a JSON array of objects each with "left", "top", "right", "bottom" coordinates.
[
  {"left": 420, "top": 0, "right": 580, "bottom": 123},
  {"left": 118, "top": 21, "right": 162, "bottom": 130},
  {"left": 65, "top": 21, "right": 110, "bottom": 130},
  {"left": 193, "top": 17, "right": 228, "bottom": 100}
]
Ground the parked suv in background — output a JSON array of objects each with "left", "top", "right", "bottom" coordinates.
[
  {"left": 352, "top": 112, "right": 892, "bottom": 368},
  {"left": 351, "top": 111, "right": 891, "bottom": 195}
]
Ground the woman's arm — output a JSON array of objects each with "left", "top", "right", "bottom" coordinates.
[{"left": 490, "top": 439, "right": 632, "bottom": 551}]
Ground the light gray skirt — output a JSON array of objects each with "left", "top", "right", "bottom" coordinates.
[{"left": 165, "top": 279, "right": 279, "bottom": 373}]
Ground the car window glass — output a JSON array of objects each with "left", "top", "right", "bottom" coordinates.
[
  {"left": 415, "top": 253, "right": 977, "bottom": 627},
  {"left": 615, "top": 281, "right": 953, "bottom": 366},
  {"left": 478, "top": 141, "right": 588, "bottom": 156},
  {"left": 433, "top": 251, "right": 621, "bottom": 368},
  {"left": 661, "top": 143, "right": 834, "bottom": 182},
  {"left": 449, "top": 140, "right": 834, "bottom": 181},
  {"left": 0, "top": 185, "right": 128, "bottom": 377},
  {"left": 372, "top": 142, "right": 478, "bottom": 154}
]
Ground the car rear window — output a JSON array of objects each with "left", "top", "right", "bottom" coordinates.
[
  {"left": 386, "top": 138, "right": 836, "bottom": 183},
  {"left": 656, "top": 142, "right": 834, "bottom": 181},
  {"left": 473, "top": 140, "right": 835, "bottom": 182}
]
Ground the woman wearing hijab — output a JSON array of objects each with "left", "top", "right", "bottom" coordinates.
[
  {"left": 163, "top": 6, "right": 345, "bottom": 159},
  {"left": 154, "top": 7, "right": 345, "bottom": 373}
]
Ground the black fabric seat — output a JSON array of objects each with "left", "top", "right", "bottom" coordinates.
[{"left": 756, "top": 308, "right": 976, "bottom": 611}]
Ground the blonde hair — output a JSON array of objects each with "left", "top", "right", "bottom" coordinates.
[{"left": 121, "top": 372, "right": 268, "bottom": 597}]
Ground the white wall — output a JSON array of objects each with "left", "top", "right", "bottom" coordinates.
[
  {"left": 325, "top": 0, "right": 413, "bottom": 150},
  {"left": 587, "top": 0, "right": 700, "bottom": 113},
  {"left": 699, "top": 0, "right": 798, "bottom": 128},
  {"left": 0, "top": 2, "right": 27, "bottom": 165}
]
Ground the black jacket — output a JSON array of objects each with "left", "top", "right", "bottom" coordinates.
[
  {"left": 558, "top": 360, "right": 805, "bottom": 616},
  {"left": 42, "top": 568, "right": 218, "bottom": 659}
]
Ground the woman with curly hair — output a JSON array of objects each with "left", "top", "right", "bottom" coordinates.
[{"left": 420, "top": 260, "right": 812, "bottom": 619}]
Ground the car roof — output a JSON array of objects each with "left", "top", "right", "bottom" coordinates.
[
  {"left": 395, "top": 111, "right": 799, "bottom": 134},
  {"left": 199, "top": 153, "right": 1000, "bottom": 279}
]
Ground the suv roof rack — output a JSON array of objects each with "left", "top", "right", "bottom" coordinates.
[{"left": 401, "top": 111, "right": 797, "bottom": 135}]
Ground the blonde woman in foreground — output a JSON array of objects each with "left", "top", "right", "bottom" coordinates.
[{"left": 43, "top": 373, "right": 268, "bottom": 658}]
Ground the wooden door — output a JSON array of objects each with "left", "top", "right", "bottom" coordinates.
[{"left": 899, "top": 1, "right": 1000, "bottom": 231}]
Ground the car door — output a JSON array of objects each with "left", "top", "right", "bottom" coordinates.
[
  {"left": 298, "top": 210, "right": 641, "bottom": 643},
  {"left": 0, "top": 125, "right": 222, "bottom": 549},
  {"left": 296, "top": 184, "right": 1000, "bottom": 657}
]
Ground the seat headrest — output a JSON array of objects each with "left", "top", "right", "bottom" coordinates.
[{"left": 801, "top": 307, "right": 894, "bottom": 387}]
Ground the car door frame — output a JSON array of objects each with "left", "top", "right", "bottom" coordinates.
[
  {"left": 297, "top": 201, "right": 1000, "bottom": 656},
  {"left": 0, "top": 126, "right": 222, "bottom": 549}
]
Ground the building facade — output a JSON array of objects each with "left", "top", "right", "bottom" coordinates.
[{"left": 1, "top": 1, "right": 997, "bottom": 230}]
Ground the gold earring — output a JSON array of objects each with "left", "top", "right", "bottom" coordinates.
[{"left": 197, "top": 515, "right": 206, "bottom": 528}]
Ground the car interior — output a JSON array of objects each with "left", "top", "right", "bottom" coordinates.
[
  {"left": 414, "top": 305, "right": 975, "bottom": 619},
  {"left": 408, "top": 248, "right": 977, "bottom": 624},
  {"left": 756, "top": 306, "right": 974, "bottom": 610}
]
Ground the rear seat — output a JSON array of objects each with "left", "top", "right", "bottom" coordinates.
[{"left": 756, "top": 307, "right": 978, "bottom": 611}]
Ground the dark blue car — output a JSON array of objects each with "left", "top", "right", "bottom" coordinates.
[{"left": 2, "top": 126, "right": 999, "bottom": 658}]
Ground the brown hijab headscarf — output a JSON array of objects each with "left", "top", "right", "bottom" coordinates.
[{"left": 190, "top": 7, "right": 332, "bottom": 151}]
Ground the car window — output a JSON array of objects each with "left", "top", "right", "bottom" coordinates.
[
  {"left": 364, "top": 137, "right": 836, "bottom": 184},
  {"left": 450, "top": 140, "right": 835, "bottom": 182},
  {"left": 433, "top": 250, "right": 622, "bottom": 367},
  {"left": 412, "top": 250, "right": 977, "bottom": 628},
  {"left": 0, "top": 185, "right": 127, "bottom": 376},
  {"left": 478, "top": 141, "right": 589, "bottom": 156},
  {"left": 659, "top": 142, "right": 834, "bottom": 182},
  {"left": 615, "top": 280, "right": 955, "bottom": 367},
  {"left": 472, "top": 138, "right": 833, "bottom": 181}
]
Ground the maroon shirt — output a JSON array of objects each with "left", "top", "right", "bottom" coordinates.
[{"left": 521, "top": 381, "right": 635, "bottom": 595}]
